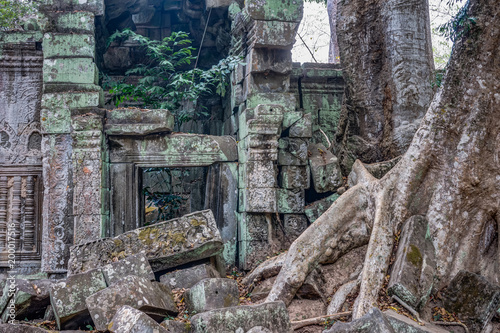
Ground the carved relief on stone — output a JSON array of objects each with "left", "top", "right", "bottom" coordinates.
[
  {"left": 41, "top": 134, "right": 73, "bottom": 272},
  {"left": 0, "top": 120, "right": 43, "bottom": 164},
  {"left": 0, "top": 168, "right": 43, "bottom": 265}
]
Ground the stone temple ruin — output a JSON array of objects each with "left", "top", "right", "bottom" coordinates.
[
  {"left": 3, "top": 0, "right": 499, "bottom": 332},
  {"left": 0, "top": 0, "right": 344, "bottom": 276}
]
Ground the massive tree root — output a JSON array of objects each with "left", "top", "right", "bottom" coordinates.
[{"left": 266, "top": 0, "right": 500, "bottom": 319}]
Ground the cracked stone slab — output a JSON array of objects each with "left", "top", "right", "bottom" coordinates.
[
  {"left": 68, "top": 210, "right": 223, "bottom": 274},
  {"left": 86, "top": 275, "right": 178, "bottom": 331}
]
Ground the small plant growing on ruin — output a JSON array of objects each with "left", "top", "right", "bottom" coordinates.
[{"left": 107, "top": 29, "right": 240, "bottom": 126}]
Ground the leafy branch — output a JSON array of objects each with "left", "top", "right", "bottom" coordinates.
[{"left": 107, "top": 29, "right": 241, "bottom": 126}]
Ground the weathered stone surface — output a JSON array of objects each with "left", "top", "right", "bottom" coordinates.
[
  {"left": 238, "top": 104, "right": 284, "bottom": 140},
  {"left": 288, "top": 299, "right": 325, "bottom": 322},
  {"left": 160, "top": 320, "right": 191, "bottom": 332},
  {"left": 289, "top": 113, "right": 312, "bottom": 138},
  {"left": 41, "top": 134, "right": 74, "bottom": 272},
  {"left": 0, "top": 278, "right": 53, "bottom": 322},
  {"left": 109, "top": 134, "right": 237, "bottom": 165},
  {"left": 46, "top": 0, "right": 104, "bottom": 15},
  {"left": 50, "top": 269, "right": 107, "bottom": 329},
  {"left": 239, "top": 188, "right": 277, "bottom": 213},
  {"left": 43, "top": 34, "right": 94, "bottom": 59},
  {"left": 283, "top": 214, "right": 308, "bottom": 242},
  {"left": 278, "top": 138, "right": 308, "bottom": 166},
  {"left": 105, "top": 108, "right": 174, "bottom": 135},
  {"left": 246, "top": 93, "right": 296, "bottom": 112},
  {"left": 279, "top": 166, "right": 310, "bottom": 189},
  {"left": 443, "top": 271, "right": 500, "bottom": 333},
  {"left": 248, "top": 20, "right": 299, "bottom": 49},
  {"left": 277, "top": 188, "right": 304, "bottom": 213},
  {"left": 159, "top": 264, "right": 220, "bottom": 290},
  {"left": 185, "top": 278, "right": 239, "bottom": 313},
  {"left": 245, "top": 0, "right": 303, "bottom": 22},
  {"left": 238, "top": 240, "right": 272, "bottom": 271},
  {"left": 68, "top": 210, "right": 223, "bottom": 274},
  {"left": 86, "top": 275, "right": 178, "bottom": 331},
  {"left": 190, "top": 301, "right": 292, "bottom": 333},
  {"left": 109, "top": 306, "right": 169, "bottom": 333},
  {"left": 0, "top": 324, "right": 48, "bottom": 333},
  {"left": 43, "top": 58, "right": 97, "bottom": 84},
  {"left": 388, "top": 215, "right": 436, "bottom": 311},
  {"left": 323, "top": 307, "right": 394, "bottom": 333},
  {"left": 383, "top": 310, "right": 449, "bottom": 333},
  {"left": 54, "top": 11, "right": 95, "bottom": 33},
  {"left": 304, "top": 193, "right": 339, "bottom": 223},
  {"left": 239, "top": 161, "right": 277, "bottom": 188},
  {"left": 101, "top": 254, "right": 155, "bottom": 286},
  {"left": 247, "top": 48, "right": 292, "bottom": 74},
  {"left": 308, "top": 143, "right": 343, "bottom": 193}
]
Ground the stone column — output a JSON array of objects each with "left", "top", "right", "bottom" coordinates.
[
  {"left": 228, "top": 0, "right": 309, "bottom": 269},
  {"left": 40, "top": 0, "right": 104, "bottom": 272}
]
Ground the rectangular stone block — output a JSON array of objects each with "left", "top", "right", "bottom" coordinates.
[
  {"left": 73, "top": 215, "right": 101, "bottom": 245},
  {"left": 244, "top": 72, "right": 290, "bottom": 96},
  {"left": 190, "top": 301, "right": 292, "bottom": 333},
  {"left": 304, "top": 193, "right": 339, "bottom": 223},
  {"left": 289, "top": 113, "right": 312, "bottom": 138},
  {"left": 42, "top": 91, "right": 101, "bottom": 110},
  {"left": 43, "top": 33, "right": 95, "bottom": 59},
  {"left": 278, "top": 138, "right": 308, "bottom": 166},
  {"left": 101, "top": 254, "right": 154, "bottom": 287},
  {"left": 43, "top": 58, "right": 97, "bottom": 84},
  {"left": 41, "top": 134, "right": 74, "bottom": 273},
  {"left": 239, "top": 188, "right": 277, "bottom": 213},
  {"left": 40, "top": 106, "right": 71, "bottom": 134},
  {"left": 308, "top": 143, "right": 343, "bottom": 193},
  {"left": 86, "top": 275, "right": 178, "bottom": 331},
  {"left": 50, "top": 269, "right": 107, "bottom": 329},
  {"left": 238, "top": 240, "right": 272, "bottom": 271},
  {"left": 277, "top": 188, "right": 304, "bottom": 213},
  {"left": 239, "top": 213, "right": 269, "bottom": 242},
  {"left": 279, "top": 165, "right": 310, "bottom": 189},
  {"left": 111, "top": 306, "right": 170, "bottom": 333},
  {"left": 246, "top": 93, "right": 296, "bottom": 111},
  {"left": 105, "top": 108, "right": 174, "bottom": 136},
  {"left": 247, "top": 48, "right": 292, "bottom": 74},
  {"left": 239, "top": 160, "right": 277, "bottom": 188},
  {"left": 159, "top": 264, "right": 220, "bottom": 290},
  {"left": 284, "top": 214, "right": 308, "bottom": 241},
  {"left": 283, "top": 111, "right": 303, "bottom": 129},
  {"left": 55, "top": 11, "right": 95, "bottom": 33},
  {"left": 185, "top": 278, "right": 239, "bottom": 313},
  {"left": 68, "top": 210, "right": 223, "bottom": 274},
  {"left": 248, "top": 20, "right": 299, "bottom": 49},
  {"left": 238, "top": 138, "right": 278, "bottom": 163},
  {"left": 44, "top": 0, "right": 104, "bottom": 16},
  {"left": 245, "top": 0, "right": 303, "bottom": 22}
]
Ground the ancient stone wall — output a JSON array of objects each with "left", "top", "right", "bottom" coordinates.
[{"left": 0, "top": 0, "right": 345, "bottom": 274}]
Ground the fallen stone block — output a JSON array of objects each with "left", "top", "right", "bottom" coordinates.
[
  {"left": 0, "top": 324, "right": 48, "bottom": 333},
  {"left": 278, "top": 138, "right": 308, "bottom": 166},
  {"left": 50, "top": 269, "right": 107, "bottom": 329},
  {"left": 304, "top": 193, "right": 340, "bottom": 223},
  {"left": 185, "top": 278, "right": 239, "bottom": 314},
  {"left": 109, "top": 305, "right": 169, "bottom": 333},
  {"left": 308, "top": 143, "right": 343, "bottom": 193},
  {"left": 323, "top": 307, "right": 394, "bottom": 333},
  {"left": 86, "top": 275, "right": 178, "bottom": 331},
  {"left": 161, "top": 320, "right": 191, "bottom": 332},
  {"left": 383, "top": 309, "right": 450, "bottom": 333},
  {"left": 443, "top": 270, "right": 500, "bottom": 333},
  {"left": 190, "top": 301, "right": 292, "bottom": 333},
  {"left": 388, "top": 215, "right": 436, "bottom": 311},
  {"left": 68, "top": 210, "right": 223, "bottom": 274},
  {"left": 277, "top": 188, "right": 305, "bottom": 213},
  {"left": 159, "top": 264, "right": 220, "bottom": 290},
  {"left": 101, "top": 253, "right": 155, "bottom": 286},
  {"left": 0, "top": 278, "right": 53, "bottom": 322}
]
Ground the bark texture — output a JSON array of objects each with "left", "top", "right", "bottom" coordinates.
[
  {"left": 266, "top": 0, "right": 500, "bottom": 319},
  {"left": 327, "top": 0, "right": 340, "bottom": 63},
  {"left": 335, "top": 0, "right": 435, "bottom": 171}
]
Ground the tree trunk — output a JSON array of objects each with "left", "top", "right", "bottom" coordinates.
[
  {"left": 334, "top": 0, "right": 435, "bottom": 171},
  {"left": 327, "top": 0, "right": 340, "bottom": 63},
  {"left": 266, "top": 0, "right": 500, "bottom": 319}
]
